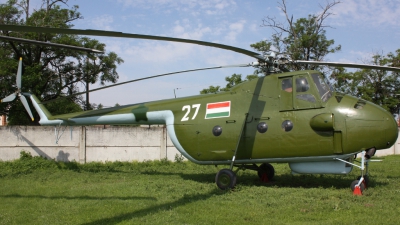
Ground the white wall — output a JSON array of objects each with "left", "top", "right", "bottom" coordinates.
[{"left": 0, "top": 126, "right": 180, "bottom": 163}]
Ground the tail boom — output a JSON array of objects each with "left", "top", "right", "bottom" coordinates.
[{"left": 27, "top": 94, "right": 169, "bottom": 126}]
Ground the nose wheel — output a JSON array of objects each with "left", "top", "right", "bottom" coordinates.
[
  {"left": 351, "top": 179, "right": 366, "bottom": 194},
  {"left": 335, "top": 150, "right": 373, "bottom": 195}
]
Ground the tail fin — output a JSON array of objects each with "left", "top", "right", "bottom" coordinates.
[
  {"left": 26, "top": 93, "right": 63, "bottom": 125},
  {"left": 26, "top": 94, "right": 52, "bottom": 118}
]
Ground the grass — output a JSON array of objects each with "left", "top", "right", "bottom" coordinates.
[{"left": 0, "top": 152, "right": 400, "bottom": 225}]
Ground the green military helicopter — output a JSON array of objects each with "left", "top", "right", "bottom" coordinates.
[{"left": 1, "top": 25, "right": 399, "bottom": 194}]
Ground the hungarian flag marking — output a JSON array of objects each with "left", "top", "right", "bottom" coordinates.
[{"left": 205, "top": 101, "right": 231, "bottom": 119}]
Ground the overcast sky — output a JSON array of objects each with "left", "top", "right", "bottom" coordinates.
[{"left": 2, "top": 0, "right": 400, "bottom": 107}]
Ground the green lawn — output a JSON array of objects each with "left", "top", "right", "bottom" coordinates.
[{"left": 0, "top": 152, "right": 400, "bottom": 224}]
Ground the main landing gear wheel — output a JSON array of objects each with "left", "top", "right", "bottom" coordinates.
[
  {"left": 215, "top": 169, "right": 237, "bottom": 190},
  {"left": 257, "top": 163, "right": 275, "bottom": 182}
]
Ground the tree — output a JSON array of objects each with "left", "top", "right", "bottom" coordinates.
[
  {"left": 96, "top": 103, "right": 104, "bottom": 110},
  {"left": 0, "top": 0, "right": 124, "bottom": 125},
  {"left": 200, "top": 73, "right": 258, "bottom": 94},
  {"left": 251, "top": 0, "right": 341, "bottom": 71},
  {"left": 330, "top": 50, "right": 400, "bottom": 114}
]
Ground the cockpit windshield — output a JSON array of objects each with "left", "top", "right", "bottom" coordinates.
[{"left": 311, "top": 73, "right": 333, "bottom": 102}]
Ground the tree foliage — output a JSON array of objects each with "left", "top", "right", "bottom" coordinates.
[
  {"left": 0, "top": 0, "right": 124, "bottom": 125},
  {"left": 251, "top": 0, "right": 341, "bottom": 71},
  {"left": 330, "top": 50, "right": 400, "bottom": 114},
  {"left": 200, "top": 73, "right": 258, "bottom": 94}
]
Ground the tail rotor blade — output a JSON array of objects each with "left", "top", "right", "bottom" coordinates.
[
  {"left": 17, "top": 57, "right": 22, "bottom": 89},
  {"left": 1, "top": 93, "right": 16, "bottom": 103},
  {"left": 20, "top": 95, "right": 34, "bottom": 121},
  {"left": 1, "top": 58, "right": 34, "bottom": 121}
]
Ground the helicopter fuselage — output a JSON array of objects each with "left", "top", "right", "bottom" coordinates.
[{"left": 29, "top": 70, "right": 398, "bottom": 171}]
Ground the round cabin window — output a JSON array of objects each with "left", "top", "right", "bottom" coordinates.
[
  {"left": 257, "top": 122, "right": 268, "bottom": 133},
  {"left": 212, "top": 125, "right": 222, "bottom": 136},
  {"left": 282, "top": 120, "right": 293, "bottom": 132}
]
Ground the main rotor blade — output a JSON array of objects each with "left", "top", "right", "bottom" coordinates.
[
  {"left": 294, "top": 60, "right": 400, "bottom": 72},
  {"left": 0, "top": 35, "right": 103, "bottom": 53},
  {"left": 0, "top": 25, "right": 263, "bottom": 61},
  {"left": 1, "top": 93, "right": 16, "bottom": 103},
  {"left": 16, "top": 57, "right": 22, "bottom": 89},
  {"left": 20, "top": 95, "right": 34, "bottom": 121},
  {"left": 42, "top": 63, "right": 253, "bottom": 104}
]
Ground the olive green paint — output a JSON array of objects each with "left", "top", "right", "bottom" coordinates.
[{"left": 28, "top": 70, "right": 398, "bottom": 164}]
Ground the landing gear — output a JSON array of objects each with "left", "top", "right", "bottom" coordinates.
[
  {"left": 335, "top": 150, "right": 372, "bottom": 195},
  {"left": 351, "top": 176, "right": 368, "bottom": 195},
  {"left": 214, "top": 163, "right": 275, "bottom": 190},
  {"left": 357, "top": 175, "right": 370, "bottom": 188},
  {"left": 351, "top": 179, "right": 366, "bottom": 192},
  {"left": 215, "top": 169, "right": 237, "bottom": 190},
  {"left": 257, "top": 163, "right": 275, "bottom": 182}
]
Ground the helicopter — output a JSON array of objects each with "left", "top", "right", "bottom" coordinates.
[{"left": 0, "top": 25, "right": 399, "bottom": 194}]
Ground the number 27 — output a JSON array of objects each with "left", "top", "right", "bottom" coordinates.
[{"left": 181, "top": 104, "right": 201, "bottom": 121}]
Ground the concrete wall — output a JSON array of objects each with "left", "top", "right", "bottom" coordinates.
[
  {"left": 0, "top": 126, "right": 399, "bottom": 162},
  {"left": 0, "top": 126, "right": 180, "bottom": 163}
]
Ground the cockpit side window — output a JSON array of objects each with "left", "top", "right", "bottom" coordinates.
[
  {"left": 281, "top": 78, "right": 293, "bottom": 92},
  {"left": 311, "top": 73, "right": 333, "bottom": 102},
  {"left": 295, "top": 76, "right": 315, "bottom": 103},
  {"left": 279, "top": 74, "right": 323, "bottom": 111},
  {"left": 295, "top": 77, "right": 310, "bottom": 92}
]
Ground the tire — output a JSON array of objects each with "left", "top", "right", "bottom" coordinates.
[
  {"left": 215, "top": 169, "right": 237, "bottom": 190},
  {"left": 350, "top": 180, "right": 365, "bottom": 192},
  {"left": 257, "top": 163, "right": 275, "bottom": 180}
]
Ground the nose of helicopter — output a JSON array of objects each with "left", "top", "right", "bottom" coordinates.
[
  {"left": 382, "top": 108, "right": 399, "bottom": 148},
  {"left": 372, "top": 103, "right": 398, "bottom": 149},
  {"left": 343, "top": 99, "right": 398, "bottom": 152}
]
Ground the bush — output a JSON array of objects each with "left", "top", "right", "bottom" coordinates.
[{"left": 0, "top": 151, "right": 58, "bottom": 177}]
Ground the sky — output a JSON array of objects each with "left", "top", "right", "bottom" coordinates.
[{"left": 2, "top": 0, "right": 400, "bottom": 107}]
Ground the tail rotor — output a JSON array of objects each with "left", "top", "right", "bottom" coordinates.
[{"left": 0, "top": 58, "right": 34, "bottom": 121}]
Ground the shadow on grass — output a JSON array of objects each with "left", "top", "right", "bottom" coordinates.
[
  {"left": 0, "top": 194, "right": 156, "bottom": 201},
  {"left": 143, "top": 171, "right": 216, "bottom": 183},
  {"left": 78, "top": 189, "right": 223, "bottom": 225},
  {"left": 241, "top": 172, "right": 389, "bottom": 190},
  {"left": 142, "top": 170, "right": 388, "bottom": 190}
]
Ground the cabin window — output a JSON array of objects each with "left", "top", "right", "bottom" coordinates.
[
  {"left": 282, "top": 120, "right": 293, "bottom": 132},
  {"left": 311, "top": 73, "right": 333, "bottom": 102},
  {"left": 212, "top": 125, "right": 222, "bottom": 136},
  {"left": 296, "top": 94, "right": 316, "bottom": 102},
  {"left": 279, "top": 74, "right": 322, "bottom": 111},
  {"left": 281, "top": 78, "right": 293, "bottom": 92},
  {"left": 279, "top": 78, "right": 294, "bottom": 111},
  {"left": 257, "top": 122, "right": 268, "bottom": 133},
  {"left": 295, "top": 77, "right": 310, "bottom": 92},
  {"left": 295, "top": 76, "right": 316, "bottom": 103}
]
